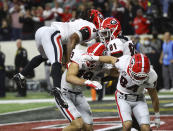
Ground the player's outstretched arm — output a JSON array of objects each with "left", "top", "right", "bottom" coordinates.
[
  {"left": 82, "top": 55, "right": 117, "bottom": 65},
  {"left": 99, "top": 56, "right": 118, "bottom": 65}
]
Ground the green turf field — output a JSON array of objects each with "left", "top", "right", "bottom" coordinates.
[{"left": 0, "top": 91, "right": 173, "bottom": 114}]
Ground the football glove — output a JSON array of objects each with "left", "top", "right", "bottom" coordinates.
[{"left": 84, "top": 80, "right": 102, "bottom": 90}]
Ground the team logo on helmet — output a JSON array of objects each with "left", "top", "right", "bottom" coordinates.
[
  {"left": 110, "top": 20, "right": 117, "bottom": 25},
  {"left": 98, "top": 14, "right": 104, "bottom": 19}
]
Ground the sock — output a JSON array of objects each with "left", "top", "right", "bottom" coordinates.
[
  {"left": 50, "top": 62, "right": 62, "bottom": 89},
  {"left": 21, "top": 55, "right": 47, "bottom": 76}
]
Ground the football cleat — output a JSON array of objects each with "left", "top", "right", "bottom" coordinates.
[
  {"left": 13, "top": 73, "right": 26, "bottom": 88},
  {"left": 52, "top": 87, "right": 68, "bottom": 108}
]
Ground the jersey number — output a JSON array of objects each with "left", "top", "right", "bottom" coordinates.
[
  {"left": 109, "top": 43, "right": 117, "bottom": 51},
  {"left": 120, "top": 76, "right": 139, "bottom": 92}
]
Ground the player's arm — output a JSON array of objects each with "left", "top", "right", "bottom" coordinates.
[
  {"left": 67, "top": 27, "right": 93, "bottom": 61},
  {"left": 147, "top": 87, "right": 159, "bottom": 113},
  {"left": 66, "top": 62, "right": 102, "bottom": 90},
  {"left": 83, "top": 55, "right": 118, "bottom": 65},
  {"left": 147, "top": 85, "right": 160, "bottom": 128},
  {"left": 99, "top": 56, "right": 117, "bottom": 65},
  {"left": 67, "top": 33, "right": 80, "bottom": 61},
  {"left": 66, "top": 62, "right": 85, "bottom": 86}
]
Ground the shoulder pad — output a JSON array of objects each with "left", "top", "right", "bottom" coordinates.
[{"left": 70, "top": 49, "right": 85, "bottom": 65}]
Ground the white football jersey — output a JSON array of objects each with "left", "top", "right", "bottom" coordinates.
[
  {"left": 51, "top": 19, "right": 97, "bottom": 45},
  {"left": 107, "top": 38, "right": 136, "bottom": 56},
  {"left": 61, "top": 49, "right": 104, "bottom": 92},
  {"left": 115, "top": 55, "right": 157, "bottom": 95},
  {"left": 104, "top": 37, "right": 137, "bottom": 71}
]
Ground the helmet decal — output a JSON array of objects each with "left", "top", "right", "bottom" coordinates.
[
  {"left": 128, "top": 53, "right": 150, "bottom": 85},
  {"left": 110, "top": 20, "right": 117, "bottom": 25}
]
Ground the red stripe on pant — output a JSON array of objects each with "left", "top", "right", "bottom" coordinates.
[
  {"left": 65, "top": 109, "right": 75, "bottom": 120},
  {"left": 115, "top": 90, "right": 123, "bottom": 123},
  {"left": 56, "top": 35, "right": 62, "bottom": 63}
]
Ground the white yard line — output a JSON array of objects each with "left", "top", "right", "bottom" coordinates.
[
  {"left": 0, "top": 95, "right": 173, "bottom": 104},
  {"left": 0, "top": 106, "right": 53, "bottom": 116}
]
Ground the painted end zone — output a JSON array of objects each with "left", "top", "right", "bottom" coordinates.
[{"left": 0, "top": 115, "right": 173, "bottom": 131}]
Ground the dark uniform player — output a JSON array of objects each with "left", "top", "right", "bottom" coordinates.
[
  {"left": 0, "top": 46, "right": 5, "bottom": 97},
  {"left": 14, "top": 39, "right": 28, "bottom": 97}
]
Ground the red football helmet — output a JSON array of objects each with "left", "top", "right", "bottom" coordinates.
[
  {"left": 87, "top": 42, "right": 106, "bottom": 56},
  {"left": 89, "top": 9, "right": 104, "bottom": 29},
  {"left": 86, "top": 42, "right": 106, "bottom": 68},
  {"left": 99, "top": 17, "right": 122, "bottom": 42},
  {"left": 127, "top": 53, "right": 150, "bottom": 85}
]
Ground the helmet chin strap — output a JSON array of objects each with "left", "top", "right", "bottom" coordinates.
[{"left": 109, "top": 25, "right": 118, "bottom": 41}]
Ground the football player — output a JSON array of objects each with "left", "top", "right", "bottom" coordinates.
[
  {"left": 13, "top": 9, "right": 104, "bottom": 108},
  {"left": 99, "top": 17, "right": 137, "bottom": 57},
  {"left": 82, "top": 53, "right": 160, "bottom": 131},
  {"left": 57, "top": 43, "right": 106, "bottom": 131}
]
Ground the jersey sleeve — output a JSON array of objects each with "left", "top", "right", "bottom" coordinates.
[
  {"left": 70, "top": 49, "right": 84, "bottom": 68},
  {"left": 107, "top": 39, "right": 123, "bottom": 57},
  {"left": 76, "top": 23, "right": 97, "bottom": 42}
]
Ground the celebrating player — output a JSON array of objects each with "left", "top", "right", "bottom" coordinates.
[
  {"left": 13, "top": 9, "right": 104, "bottom": 108},
  {"left": 99, "top": 17, "right": 137, "bottom": 57},
  {"left": 82, "top": 53, "right": 160, "bottom": 131},
  {"left": 56, "top": 43, "right": 106, "bottom": 131}
]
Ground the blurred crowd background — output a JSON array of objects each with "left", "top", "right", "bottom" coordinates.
[
  {"left": 0, "top": 0, "right": 173, "bottom": 41},
  {"left": 0, "top": 0, "right": 173, "bottom": 98}
]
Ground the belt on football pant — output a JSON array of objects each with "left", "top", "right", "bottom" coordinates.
[
  {"left": 63, "top": 88, "right": 82, "bottom": 95},
  {"left": 117, "top": 90, "right": 144, "bottom": 102}
]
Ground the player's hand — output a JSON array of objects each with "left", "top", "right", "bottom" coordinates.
[
  {"left": 154, "top": 112, "right": 160, "bottom": 128},
  {"left": 82, "top": 54, "right": 99, "bottom": 62},
  {"left": 84, "top": 80, "right": 102, "bottom": 90}
]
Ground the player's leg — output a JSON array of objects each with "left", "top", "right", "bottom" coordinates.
[
  {"left": 39, "top": 28, "right": 68, "bottom": 108},
  {"left": 56, "top": 91, "right": 84, "bottom": 131},
  {"left": 122, "top": 121, "right": 133, "bottom": 131},
  {"left": 133, "top": 100, "right": 150, "bottom": 131},
  {"left": 41, "top": 29, "right": 63, "bottom": 87},
  {"left": 115, "top": 91, "right": 133, "bottom": 131},
  {"left": 13, "top": 27, "right": 48, "bottom": 88},
  {"left": 63, "top": 117, "right": 84, "bottom": 131},
  {"left": 140, "top": 124, "right": 150, "bottom": 131},
  {"left": 76, "top": 93, "right": 93, "bottom": 131}
]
